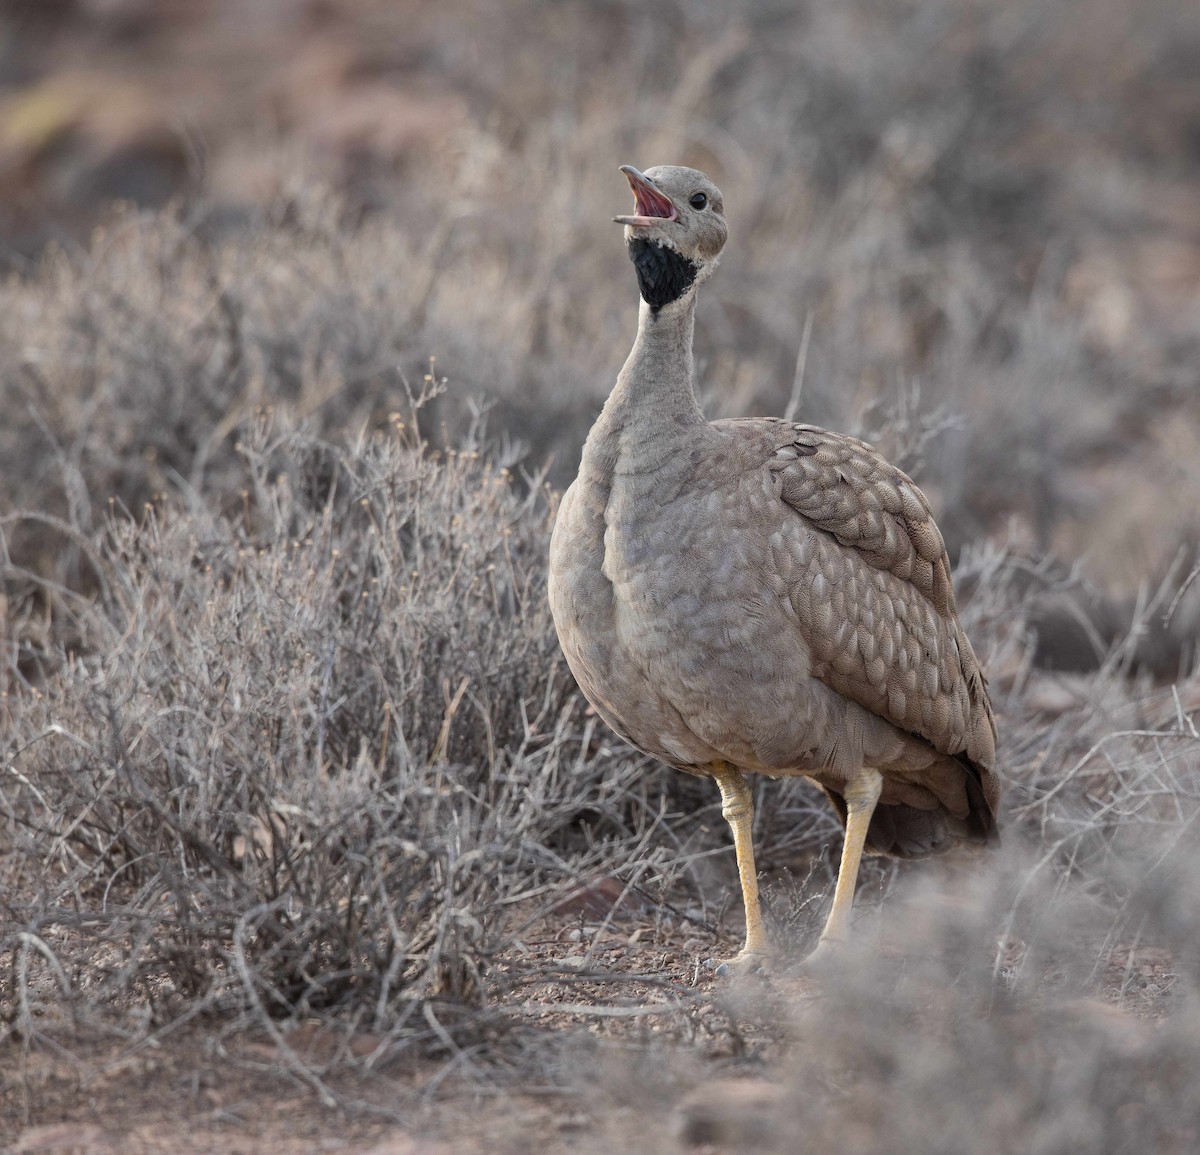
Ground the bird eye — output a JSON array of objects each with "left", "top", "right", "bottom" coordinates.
[{"left": 689, "top": 192, "right": 708, "bottom": 210}]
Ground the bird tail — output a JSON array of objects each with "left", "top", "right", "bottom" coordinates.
[{"left": 820, "top": 754, "right": 998, "bottom": 860}]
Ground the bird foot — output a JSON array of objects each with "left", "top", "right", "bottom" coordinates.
[
  {"left": 708, "top": 948, "right": 771, "bottom": 978},
  {"left": 798, "top": 934, "right": 846, "bottom": 971}
]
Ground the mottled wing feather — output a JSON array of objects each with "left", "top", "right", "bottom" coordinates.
[
  {"left": 768, "top": 422, "right": 954, "bottom": 613},
  {"left": 721, "top": 418, "right": 997, "bottom": 779}
]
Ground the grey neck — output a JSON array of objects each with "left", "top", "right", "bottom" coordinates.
[{"left": 588, "top": 295, "right": 707, "bottom": 468}]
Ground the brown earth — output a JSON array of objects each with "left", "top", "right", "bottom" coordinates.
[{"left": 5, "top": 899, "right": 1181, "bottom": 1154}]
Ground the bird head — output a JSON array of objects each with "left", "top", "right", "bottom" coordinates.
[{"left": 614, "top": 164, "right": 727, "bottom": 311}]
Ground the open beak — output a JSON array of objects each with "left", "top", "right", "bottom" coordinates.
[{"left": 613, "top": 165, "right": 678, "bottom": 226}]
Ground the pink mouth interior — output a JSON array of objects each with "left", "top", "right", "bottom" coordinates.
[{"left": 632, "top": 181, "right": 676, "bottom": 220}]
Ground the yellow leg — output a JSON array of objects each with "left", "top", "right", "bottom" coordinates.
[
  {"left": 815, "top": 767, "right": 883, "bottom": 949},
  {"left": 711, "top": 762, "right": 769, "bottom": 969}
]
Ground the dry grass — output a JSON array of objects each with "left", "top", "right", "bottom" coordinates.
[{"left": 2, "top": 0, "right": 1200, "bottom": 1147}]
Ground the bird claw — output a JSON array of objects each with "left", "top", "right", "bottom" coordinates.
[{"left": 707, "top": 949, "right": 770, "bottom": 977}]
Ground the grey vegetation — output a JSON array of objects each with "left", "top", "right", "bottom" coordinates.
[{"left": 2, "top": 0, "right": 1200, "bottom": 1147}]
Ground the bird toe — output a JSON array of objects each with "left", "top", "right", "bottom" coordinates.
[
  {"left": 797, "top": 935, "right": 848, "bottom": 973},
  {"left": 709, "top": 948, "right": 771, "bottom": 978}
]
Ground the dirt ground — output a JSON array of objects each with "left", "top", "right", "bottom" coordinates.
[
  {"left": 3, "top": 912, "right": 731, "bottom": 1155},
  {"left": 4, "top": 902, "right": 1180, "bottom": 1155}
]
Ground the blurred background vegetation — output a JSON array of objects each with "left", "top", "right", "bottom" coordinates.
[{"left": 3, "top": 0, "right": 1199, "bottom": 590}]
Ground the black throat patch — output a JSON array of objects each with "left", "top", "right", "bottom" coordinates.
[{"left": 627, "top": 238, "right": 699, "bottom": 311}]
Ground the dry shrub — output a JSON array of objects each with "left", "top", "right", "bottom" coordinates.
[
  {"left": 560, "top": 782, "right": 1200, "bottom": 1155},
  {"left": 5, "top": 0, "right": 1200, "bottom": 590},
  {"left": 0, "top": 199, "right": 432, "bottom": 595},
  {"left": 1, "top": 404, "right": 675, "bottom": 1057},
  {"left": 1, "top": 199, "right": 1197, "bottom": 1107},
  {"left": 643, "top": 856, "right": 1200, "bottom": 1155}
]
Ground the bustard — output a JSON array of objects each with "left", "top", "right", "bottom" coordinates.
[{"left": 548, "top": 165, "right": 999, "bottom": 971}]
